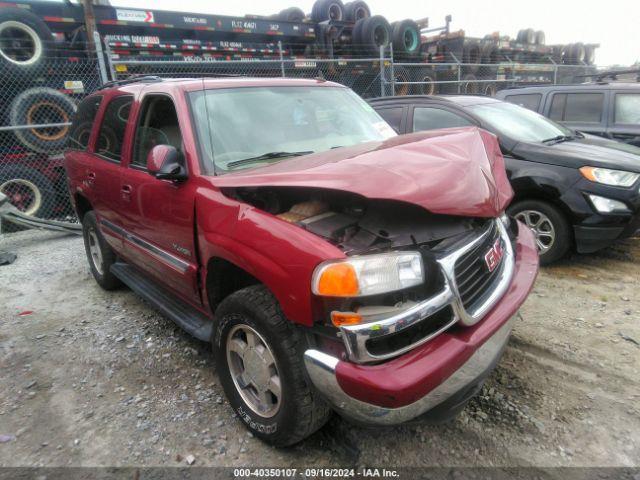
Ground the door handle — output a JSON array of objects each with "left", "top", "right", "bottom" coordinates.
[{"left": 121, "top": 185, "right": 132, "bottom": 193}]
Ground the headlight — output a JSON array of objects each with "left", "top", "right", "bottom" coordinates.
[
  {"left": 580, "top": 166, "right": 640, "bottom": 187},
  {"left": 588, "top": 194, "right": 631, "bottom": 214},
  {"left": 312, "top": 251, "right": 424, "bottom": 297}
]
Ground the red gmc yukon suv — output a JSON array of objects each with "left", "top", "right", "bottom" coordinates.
[{"left": 64, "top": 77, "right": 538, "bottom": 446}]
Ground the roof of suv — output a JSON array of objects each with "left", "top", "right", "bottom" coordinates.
[
  {"left": 97, "top": 77, "right": 344, "bottom": 95},
  {"left": 496, "top": 83, "right": 640, "bottom": 96},
  {"left": 369, "top": 95, "right": 502, "bottom": 107}
]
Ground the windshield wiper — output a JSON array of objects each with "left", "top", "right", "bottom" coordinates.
[
  {"left": 542, "top": 134, "right": 574, "bottom": 144},
  {"left": 227, "top": 151, "right": 313, "bottom": 169}
]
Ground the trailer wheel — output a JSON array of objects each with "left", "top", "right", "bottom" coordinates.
[
  {"left": 516, "top": 28, "right": 535, "bottom": 44},
  {"left": 417, "top": 68, "right": 437, "bottom": 95},
  {"left": 391, "top": 19, "right": 420, "bottom": 58},
  {"left": 278, "top": 7, "right": 305, "bottom": 22},
  {"left": 0, "top": 8, "right": 52, "bottom": 73},
  {"left": 0, "top": 165, "right": 55, "bottom": 218},
  {"left": 344, "top": 1, "right": 370, "bottom": 22},
  {"left": 311, "top": 0, "right": 344, "bottom": 22},
  {"left": 9, "top": 87, "right": 77, "bottom": 154},
  {"left": 482, "top": 82, "right": 497, "bottom": 97},
  {"left": 461, "top": 73, "right": 480, "bottom": 94},
  {"left": 534, "top": 30, "right": 546, "bottom": 45},
  {"left": 357, "top": 15, "right": 391, "bottom": 56}
]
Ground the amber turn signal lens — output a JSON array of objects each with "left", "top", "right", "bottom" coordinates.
[
  {"left": 331, "top": 311, "right": 363, "bottom": 327},
  {"left": 315, "top": 263, "right": 359, "bottom": 297},
  {"left": 579, "top": 166, "right": 597, "bottom": 182}
]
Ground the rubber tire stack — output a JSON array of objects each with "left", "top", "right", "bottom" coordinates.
[{"left": 352, "top": 15, "right": 391, "bottom": 57}]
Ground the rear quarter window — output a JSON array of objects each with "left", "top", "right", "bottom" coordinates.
[
  {"left": 67, "top": 96, "right": 103, "bottom": 151},
  {"left": 504, "top": 94, "right": 542, "bottom": 112},
  {"left": 96, "top": 95, "right": 134, "bottom": 162},
  {"left": 549, "top": 92, "right": 604, "bottom": 123},
  {"left": 614, "top": 93, "right": 640, "bottom": 125}
]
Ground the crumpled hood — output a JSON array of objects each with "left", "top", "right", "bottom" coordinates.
[{"left": 211, "top": 127, "right": 513, "bottom": 217}]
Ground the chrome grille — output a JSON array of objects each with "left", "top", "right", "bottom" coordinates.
[{"left": 454, "top": 221, "right": 503, "bottom": 311}]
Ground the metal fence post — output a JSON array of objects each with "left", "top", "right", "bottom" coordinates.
[
  {"left": 93, "top": 31, "right": 108, "bottom": 85},
  {"left": 103, "top": 40, "right": 116, "bottom": 82},
  {"left": 278, "top": 41, "right": 285, "bottom": 78},
  {"left": 389, "top": 42, "right": 395, "bottom": 96},
  {"left": 379, "top": 45, "right": 385, "bottom": 97},
  {"left": 549, "top": 58, "right": 558, "bottom": 85}
]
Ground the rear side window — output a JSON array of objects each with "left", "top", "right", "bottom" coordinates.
[
  {"left": 549, "top": 93, "right": 604, "bottom": 123},
  {"left": 375, "top": 107, "right": 404, "bottom": 133},
  {"left": 504, "top": 94, "right": 542, "bottom": 112},
  {"left": 67, "top": 96, "right": 103, "bottom": 151},
  {"left": 96, "top": 95, "right": 133, "bottom": 162},
  {"left": 413, "top": 107, "right": 474, "bottom": 132},
  {"left": 614, "top": 94, "right": 640, "bottom": 125}
]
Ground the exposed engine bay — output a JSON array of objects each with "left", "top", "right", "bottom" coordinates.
[{"left": 223, "top": 186, "right": 487, "bottom": 255}]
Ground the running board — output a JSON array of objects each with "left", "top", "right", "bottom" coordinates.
[{"left": 110, "top": 262, "right": 213, "bottom": 342}]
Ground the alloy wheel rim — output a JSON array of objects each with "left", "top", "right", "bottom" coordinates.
[
  {"left": 515, "top": 209, "right": 556, "bottom": 254},
  {"left": 226, "top": 324, "right": 281, "bottom": 418},
  {"left": 87, "top": 228, "right": 104, "bottom": 275}
]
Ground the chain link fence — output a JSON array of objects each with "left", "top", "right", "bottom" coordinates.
[
  {"left": 0, "top": 36, "right": 105, "bottom": 231},
  {"left": 0, "top": 36, "right": 612, "bottom": 230}
]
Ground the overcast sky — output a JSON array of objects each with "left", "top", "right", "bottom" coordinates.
[{"left": 103, "top": 0, "right": 638, "bottom": 66}]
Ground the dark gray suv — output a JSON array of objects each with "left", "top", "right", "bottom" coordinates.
[{"left": 495, "top": 82, "right": 640, "bottom": 147}]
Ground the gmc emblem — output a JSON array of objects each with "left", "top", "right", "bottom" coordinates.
[{"left": 484, "top": 239, "right": 504, "bottom": 273}]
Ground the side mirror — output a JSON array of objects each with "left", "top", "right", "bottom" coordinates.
[{"left": 146, "top": 145, "right": 187, "bottom": 182}]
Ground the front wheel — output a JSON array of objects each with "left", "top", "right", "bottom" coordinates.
[
  {"left": 507, "top": 199, "right": 571, "bottom": 265},
  {"left": 214, "top": 285, "right": 331, "bottom": 446}
]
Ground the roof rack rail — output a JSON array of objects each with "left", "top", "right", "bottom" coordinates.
[
  {"left": 98, "top": 75, "right": 164, "bottom": 91},
  {"left": 574, "top": 68, "right": 640, "bottom": 83}
]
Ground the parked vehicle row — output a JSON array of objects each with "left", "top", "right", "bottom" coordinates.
[
  {"left": 64, "top": 77, "right": 539, "bottom": 446},
  {"left": 371, "top": 95, "right": 640, "bottom": 264}
]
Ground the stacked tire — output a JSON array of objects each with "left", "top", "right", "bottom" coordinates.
[{"left": 0, "top": 8, "right": 78, "bottom": 224}]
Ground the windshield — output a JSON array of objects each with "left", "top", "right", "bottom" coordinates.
[
  {"left": 469, "top": 102, "right": 574, "bottom": 143},
  {"left": 189, "top": 86, "right": 396, "bottom": 173}
]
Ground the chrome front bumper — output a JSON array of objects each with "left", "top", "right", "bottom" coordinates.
[
  {"left": 340, "top": 219, "right": 515, "bottom": 364},
  {"left": 304, "top": 318, "right": 514, "bottom": 426}
]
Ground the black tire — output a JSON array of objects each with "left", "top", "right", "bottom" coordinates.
[
  {"left": 356, "top": 15, "right": 391, "bottom": 56},
  {"left": 0, "top": 164, "right": 55, "bottom": 219},
  {"left": 214, "top": 285, "right": 331, "bottom": 447},
  {"left": 9, "top": 87, "right": 77, "bottom": 154},
  {"left": 584, "top": 45, "right": 595, "bottom": 65},
  {"left": 482, "top": 82, "right": 497, "bottom": 97},
  {"left": 82, "top": 211, "right": 122, "bottom": 290},
  {"left": 278, "top": 7, "right": 305, "bottom": 22},
  {"left": 516, "top": 28, "right": 535, "bottom": 44},
  {"left": 534, "top": 30, "right": 545, "bottom": 45},
  {"left": 392, "top": 66, "right": 411, "bottom": 96},
  {"left": 481, "top": 42, "right": 499, "bottom": 64},
  {"left": 462, "top": 42, "right": 481, "bottom": 72},
  {"left": 344, "top": 1, "right": 370, "bottom": 22},
  {"left": 391, "top": 19, "right": 420, "bottom": 58},
  {"left": 571, "top": 42, "right": 586, "bottom": 64},
  {"left": 507, "top": 200, "right": 571, "bottom": 265},
  {"left": 416, "top": 67, "right": 437, "bottom": 95},
  {"left": 0, "top": 8, "right": 53, "bottom": 73},
  {"left": 311, "top": 0, "right": 344, "bottom": 22},
  {"left": 461, "top": 73, "right": 479, "bottom": 94},
  {"left": 562, "top": 44, "right": 574, "bottom": 64}
]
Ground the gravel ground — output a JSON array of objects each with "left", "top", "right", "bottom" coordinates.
[{"left": 0, "top": 229, "right": 639, "bottom": 468}]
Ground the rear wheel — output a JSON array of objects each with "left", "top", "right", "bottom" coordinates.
[
  {"left": 214, "top": 285, "right": 331, "bottom": 446},
  {"left": 82, "top": 211, "right": 122, "bottom": 290},
  {"left": 508, "top": 199, "right": 571, "bottom": 265},
  {"left": 0, "top": 8, "right": 52, "bottom": 74}
]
